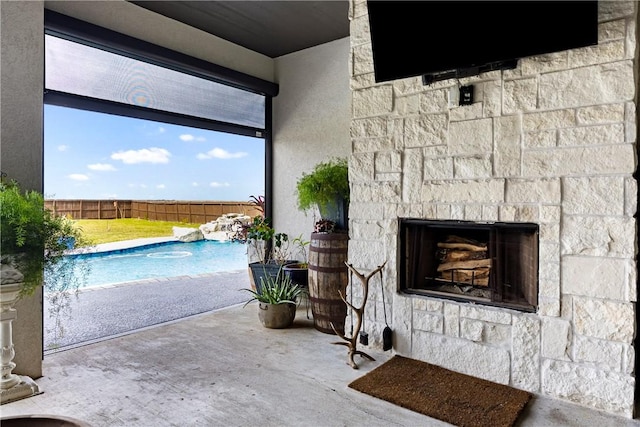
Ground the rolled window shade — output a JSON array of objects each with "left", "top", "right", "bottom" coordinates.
[{"left": 45, "top": 34, "right": 265, "bottom": 129}]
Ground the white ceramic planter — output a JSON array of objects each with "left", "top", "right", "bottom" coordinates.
[{"left": 0, "top": 264, "right": 40, "bottom": 404}]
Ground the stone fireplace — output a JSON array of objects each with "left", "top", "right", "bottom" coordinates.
[
  {"left": 347, "top": 0, "right": 638, "bottom": 418},
  {"left": 399, "top": 219, "right": 538, "bottom": 312}
]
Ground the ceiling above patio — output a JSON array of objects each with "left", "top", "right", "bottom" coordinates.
[{"left": 128, "top": 1, "right": 350, "bottom": 58}]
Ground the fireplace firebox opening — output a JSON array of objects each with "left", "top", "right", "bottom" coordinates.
[{"left": 399, "top": 219, "right": 539, "bottom": 312}]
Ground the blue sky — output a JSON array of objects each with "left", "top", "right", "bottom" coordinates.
[{"left": 44, "top": 105, "right": 265, "bottom": 201}]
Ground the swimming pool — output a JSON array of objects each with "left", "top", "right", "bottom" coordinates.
[{"left": 56, "top": 240, "right": 248, "bottom": 289}]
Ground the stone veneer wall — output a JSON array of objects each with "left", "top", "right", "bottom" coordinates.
[{"left": 347, "top": 0, "right": 638, "bottom": 418}]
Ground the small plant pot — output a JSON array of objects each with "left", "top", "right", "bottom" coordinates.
[
  {"left": 282, "top": 263, "right": 308, "bottom": 289},
  {"left": 248, "top": 260, "right": 296, "bottom": 293},
  {"left": 258, "top": 301, "right": 296, "bottom": 329}
]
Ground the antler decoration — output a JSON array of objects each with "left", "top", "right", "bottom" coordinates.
[{"left": 331, "top": 261, "right": 387, "bottom": 369}]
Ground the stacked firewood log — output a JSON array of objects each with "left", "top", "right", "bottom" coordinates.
[{"left": 436, "top": 235, "right": 491, "bottom": 286}]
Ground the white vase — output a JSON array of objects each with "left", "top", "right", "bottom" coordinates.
[{"left": 0, "top": 264, "right": 40, "bottom": 404}]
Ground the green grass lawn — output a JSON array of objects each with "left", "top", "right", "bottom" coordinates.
[{"left": 74, "top": 218, "right": 202, "bottom": 246}]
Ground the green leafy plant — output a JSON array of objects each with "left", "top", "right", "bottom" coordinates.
[
  {"left": 242, "top": 267, "right": 306, "bottom": 306},
  {"left": 0, "top": 178, "right": 91, "bottom": 298},
  {"left": 246, "top": 215, "right": 276, "bottom": 263},
  {"left": 272, "top": 232, "right": 290, "bottom": 264},
  {"left": 1, "top": 176, "right": 93, "bottom": 342},
  {"left": 245, "top": 195, "right": 292, "bottom": 264},
  {"left": 291, "top": 234, "right": 310, "bottom": 268},
  {"left": 246, "top": 215, "right": 275, "bottom": 243},
  {"left": 296, "top": 158, "right": 349, "bottom": 230},
  {"left": 296, "top": 157, "right": 349, "bottom": 213}
]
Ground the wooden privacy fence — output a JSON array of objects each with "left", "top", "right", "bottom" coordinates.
[
  {"left": 44, "top": 200, "right": 261, "bottom": 223},
  {"left": 131, "top": 201, "right": 260, "bottom": 223}
]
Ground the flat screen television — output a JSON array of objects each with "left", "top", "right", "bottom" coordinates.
[{"left": 367, "top": 1, "right": 599, "bottom": 84}]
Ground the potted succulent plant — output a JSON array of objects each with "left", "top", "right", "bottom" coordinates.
[
  {"left": 241, "top": 266, "right": 306, "bottom": 329},
  {"left": 295, "top": 157, "right": 349, "bottom": 231}
]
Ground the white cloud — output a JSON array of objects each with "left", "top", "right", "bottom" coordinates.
[
  {"left": 191, "top": 182, "right": 199, "bottom": 187},
  {"left": 156, "top": 184, "right": 166, "bottom": 189},
  {"left": 210, "top": 181, "right": 230, "bottom": 188},
  {"left": 68, "top": 174, "right": 89, "bottom": 181},
  {"left": 111, "top": 147, "right": 171, "bottom": 164},
  {"left": 88, "top": 163, "right": 116, "bottom": 171},
  {"left": 58, "top": 145, "right": 69, "bottom": 152},
  {"left": 127, "top": 183, "right": 148, "bottom": 189},
  {"left": 146, "top": 127, "right": 166, "bottom": 137},
  {"left": 197, "top": 147, "right": 248, "bottom": 160},
  {"left": 179, "top": 134, "right": 206, "bottom": 142}
]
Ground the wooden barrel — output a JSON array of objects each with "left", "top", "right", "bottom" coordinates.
[{"left": 308, "top": 232, "right": 349, "bottom": 335}]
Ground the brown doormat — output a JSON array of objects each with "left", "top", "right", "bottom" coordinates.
[{"left": 348, "top": 355, "right": 532, "bottom": 427}]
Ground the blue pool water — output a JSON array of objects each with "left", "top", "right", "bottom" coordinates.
[{"left": 60, "top": 240, "right": 248, "bottom": 289}]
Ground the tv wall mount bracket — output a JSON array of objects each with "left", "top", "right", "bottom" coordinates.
[{"left": 422, "top": 59, "right": 518, "bottom": 85}]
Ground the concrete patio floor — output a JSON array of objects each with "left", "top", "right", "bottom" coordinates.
[{"left": 2, "top": 298, "right": 640, "bottom": 427}]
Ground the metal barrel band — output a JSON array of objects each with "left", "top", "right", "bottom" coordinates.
[{"left": 308, "top": 265, "right": 347, "bottom": 273}]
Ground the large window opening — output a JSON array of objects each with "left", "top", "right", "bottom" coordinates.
[{"left": 43, "top": 9, "right": 279, "bottom": 352}]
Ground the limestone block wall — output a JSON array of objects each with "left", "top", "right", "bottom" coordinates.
[{"left": 347, "top": 0, "right": 638, "bottom": 417}]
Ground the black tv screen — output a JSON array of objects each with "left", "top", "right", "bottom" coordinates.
[{"left": 367, "top": 1, "right": 599, "bottom": 83}]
